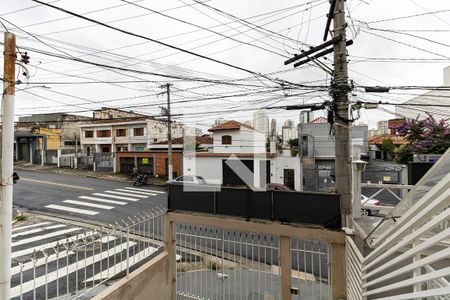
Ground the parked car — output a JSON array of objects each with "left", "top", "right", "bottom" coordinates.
[
  {"left": 166, "top": 175, "right": 207, "bottom": 185},
  {"left": 265, "top": 183, "right": 291, "bottom": 191},
  {"left": 361, "top": 195, "right": 380, "bottom": 216}
]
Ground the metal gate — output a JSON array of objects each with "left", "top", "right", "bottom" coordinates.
[
  {"left": 120, "top": 157, "right": 135, "bottom": 173},
  {"left": 45, "top": 150, "right": 58, "bottom": 166},
  {"left": 94, "top": 152, "right": 114, "bottom": 172}
]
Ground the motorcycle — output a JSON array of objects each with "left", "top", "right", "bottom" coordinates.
[{"left": 133, "top": 171, "right": 153, "bottom": 186}]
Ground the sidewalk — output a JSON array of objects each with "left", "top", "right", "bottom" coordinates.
[
  {"left": 14, "top": 161, "right": 131, "bottom": 183},
  {"left": 13, "top": 161, "right": 167, "bottom": 186}
]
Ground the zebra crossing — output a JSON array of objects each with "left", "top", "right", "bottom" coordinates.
[
  {"left": 43, "top": 186, "right": 165, "bottom": 216},
  {"left": 10, "top": 209, "right": 165, "bottom": 300}
]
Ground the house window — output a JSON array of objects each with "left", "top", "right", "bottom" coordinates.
[
  {"left": 134, "top": 128, "right": 144, "bottom": 136},
  {"left": 222, "top": 135, "right": 232, "bottom": 145},
  {"left": 97, "top": 130, "right": 111, "bottom": 138},
  {"left": 116, "top": 129, "right": 127, "bottom": 137},
  {"left": 85, "top": 130, "right": 94, "bottom": 138},
  {"left": 116, "top": 145, "right": 128, "bottom": 152},
  {"left": 64, "top": 141, "right": 79, "bottom": 146}
]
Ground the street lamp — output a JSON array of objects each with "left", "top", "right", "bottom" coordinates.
[{"left": 353, "top": 159, "right": 367, "bottom": 220}]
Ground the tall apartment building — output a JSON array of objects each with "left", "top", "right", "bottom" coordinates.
[{"left": 252, "top": 109, "right": 269, "bottom": 137}]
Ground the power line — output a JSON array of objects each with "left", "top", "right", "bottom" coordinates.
[
  {"left": 120, "top": 0, "right": 289, "bottom": 58},
  {"left": 362, "top": 9, "right": 450, "bottom": 24},
  {"left": 31, "top": 0, "right": 287, "bottom": 85}
]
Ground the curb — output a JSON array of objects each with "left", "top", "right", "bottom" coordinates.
[{"left": 14, "top": 165, "right": 167, "bottom": 187}]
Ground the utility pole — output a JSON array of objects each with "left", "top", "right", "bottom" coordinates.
[
  {"left": 0, "top": 32, "right": 16, "bottom": 300},
  {"left": 161, "top": 83, "right": 173, "bottom": 180},
  {"left": 331, "top": 0, "right": 352, "bottom": 228}
]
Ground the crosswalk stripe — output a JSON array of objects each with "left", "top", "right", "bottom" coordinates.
[
  {"left": 12, "top": 230, "right": 96, "bottom": 259},
  {"left": 63, "top": 200, "right": 114, "bottom": 210},
  {"left": 12, "top": 222, "right": 52, "bottom": 232},
  {"left": 45, "top": 204, "right": 99, "bottom": 215},
  {"left": 104, "top": 190, "right": 148, "bottom": 198},
  {"left": 92, "top": 193, "right": 140, "bottom": 202},
  {"left": 125, "top": 187, "right": 165, "bottom": 194},
  {"left": 10, "top": 241, "right": 136, "bottom": 298},
  {"left": 78, "top": 196, "right": 127, "bottom": 205},
  {"left": 11, "top": 236, "right": 117, "bottom": 275},
  {"left": 84, "top": 246, "right": 156, "bottom": 282},
  {"left": 115, "top": 188, "right": 156, "bottom": 196},
  {"left": 12, "top": 228, "right": 81, "bottom": 247},
  {"left": 12, "top": 224, "right": 67, "bottom": 238}
]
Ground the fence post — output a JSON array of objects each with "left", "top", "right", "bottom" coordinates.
[
  {"left": 330, "top": 242, "right": 346, "bottom": 299},
  {"left": 164, "top": 216, "right": 176, "bottom": 300},
  {"left": 57, "top": 149, "right": 61, "bottom": 168},
  {"left": 280, "top": 235, "right": 291, "bottom": 300}
]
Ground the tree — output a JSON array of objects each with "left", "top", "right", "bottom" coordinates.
[
  {"left": 380, "top": 138, "right": 395, "bottom": 160},
  {"left": 395, "top": 116, "right": 450, "bottom": 163},
  {"left": 288, "top": 138, "right": 298, "bottom": 148}
]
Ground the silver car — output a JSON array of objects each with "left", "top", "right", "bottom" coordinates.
[{"left": 166, "top": 175, "right": 207, "bottom": 185}]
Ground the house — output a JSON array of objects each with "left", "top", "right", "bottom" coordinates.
[
  {"left": 79, "top": 117, "right": 183, "bottom": 154},
  {"left": 368, "top": 118, "right": 407, "bottom": 161},
  {"left": 183, "top": 120, "right": 302, "bottom": 190},
  {"left": 298, "top": 117, "right": 369, "bottom": 192},
  {"left": 15, "top": 113, "right": 93, "bottom": 163}
]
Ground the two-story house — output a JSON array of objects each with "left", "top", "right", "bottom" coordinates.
[
  {"left": 183, "top": 120, "right": 302, "bottom": 190},
  {"left": 80, "top": 118, "right": 183, "bottom": 155}
]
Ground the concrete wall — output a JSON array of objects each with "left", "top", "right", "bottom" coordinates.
[
  {"left": 184, "top": 156, "right": 223, "bottom": 184},
  {"left": 91, "top": 252, "right": 173, "bottom": 300}
]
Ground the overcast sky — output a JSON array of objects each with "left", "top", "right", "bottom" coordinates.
[{"left": 1, "top": 0, "right": 449, "bottom": 131}]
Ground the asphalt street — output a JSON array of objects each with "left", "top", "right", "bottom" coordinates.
[{"left": 14, "top": 170, "right": 167, "bottom": 225}]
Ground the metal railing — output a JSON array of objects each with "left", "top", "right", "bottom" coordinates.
[
  {"left": 10, "top": 208, "right": 165, "bottom": 300},
  {"left": 173, "top": 220, "right": 336, "bottom": 300},
  {"left": 345, "top": 237, "right": 363, "bottom": 300},
  {"left": 346, "top": 172, "right": 450, "bottom": 299}
]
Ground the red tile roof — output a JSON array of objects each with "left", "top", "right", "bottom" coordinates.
[
  {"left": 310, "top": 116, "right": 328, "bottom": 124},
  {"left": 369, "top": 133, "right": 408, "bottom": 145},
  {"left": 188, "top": 152, "right": 276, "bottom": 158},
  {"left": 208, "top": 120, "right": 254, "bottom": 132},
  {"left": 154, "top": 135, "right": 213, "bottom": 145}
]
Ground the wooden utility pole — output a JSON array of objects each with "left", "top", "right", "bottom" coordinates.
[
  {"left": 332, "top": 0, "right": 352, "bottom": 228},
  {"left": 162, "top": 83, "right": 173, "bottom": 180},
  {"left": 0, "top": 32, "right": 16, "bottom": 300}
]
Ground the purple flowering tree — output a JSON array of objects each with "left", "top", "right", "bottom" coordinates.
[{"left": 395, "top": 116, "right": 450, "bottom": 163}]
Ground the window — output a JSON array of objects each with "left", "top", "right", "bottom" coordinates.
[
  {"left": 133, "top": 128, "right": 144, "bottom": 136},
  {"left": 116, "top": 129, "right": 127, "bottom": 137},
  {"left": 222, "top": 135, "right": 232, "bottom": 145},
  {"left": 64, "top": 141, "right": 80, "bottom": 146},
  {"left": 85, "top": 130, "right": 94, "bottom": 138},
  {"left": 134, "top": 146, "right": 145, "bottom": 151},
  {"left": 116, "top": 145, "right": 128, "bottom": 152},
  {"left": 97, "top": 130, "right": 111, "bottom": 138}
]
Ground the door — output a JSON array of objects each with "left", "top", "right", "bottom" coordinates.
[
  {"left": 283, "top": 169, "right": 295, "bottom": 190},
  {"left": 21, "top": 143, "right": 28, "bottom": 161}
]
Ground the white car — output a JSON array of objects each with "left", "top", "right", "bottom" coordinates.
[
  {"left": 166, "top": 175, "right": 207, "bottom": 185},
  {"left": 361, "top": 195, "right": 380, "bottom": 216}
]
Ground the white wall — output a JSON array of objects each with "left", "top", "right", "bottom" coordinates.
[
  {"left": 183, "top": 156, "right": 223, "bottom": 185},
  {"left": 184, "top": 155, "right": 301, "bottom": 190},
  {"left": 270, "top": 156, "right": 302, "bottom": 191},
  {"left": 212, "top": 128, "right": 266, "bottom": 154}
]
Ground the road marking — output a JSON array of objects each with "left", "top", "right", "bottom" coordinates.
[
  {"left": 12, "top": 227, "right": 81, "bottom": 247},
  {"left": 125, "top": 187, "right": 165, "bottom": 194},
  {"left": 63, "top": 199, "right": 114, "bottom": 210},
  {"left": 12, "top": 230, "right": 96, "bottom": 259},
  {"left": 115, "top": 188, "right": 156, "bottom": 196},
  {"left": 92, "top": 193, "right": 139, "bottom": 202},
  {"left": 104, "top": 190, "right": 148, "bottom": 198},
  {"left": 78, "top": 196, "right": 127, "bottom": 205},
  {"left": 84, "top": 246, "right": 156, "bottom": 282},
  {"left": 12, "top": 224, "right": 66, "bottom": 238},
  {"left": 11, "top": 235, "right": 117, "bottom": 275},
  {"left": 10, "top": 241, "right": 136, "bottom": 298},
  {"left": 21, "top": 178, "right": 94, "bottom": 190},
  {"left": 45, "top": 204, "right": 99, "bottom": 215},
  {"left": 12, "top": 222, "right": 52, "bottom": 232}
]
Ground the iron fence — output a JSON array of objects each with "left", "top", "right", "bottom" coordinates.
[
  {"left": 11, "top": 208, "right": 165, "bottom": 300},
  {"left": 94, "top": 152, "right": 114, "bottom": 173}
]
